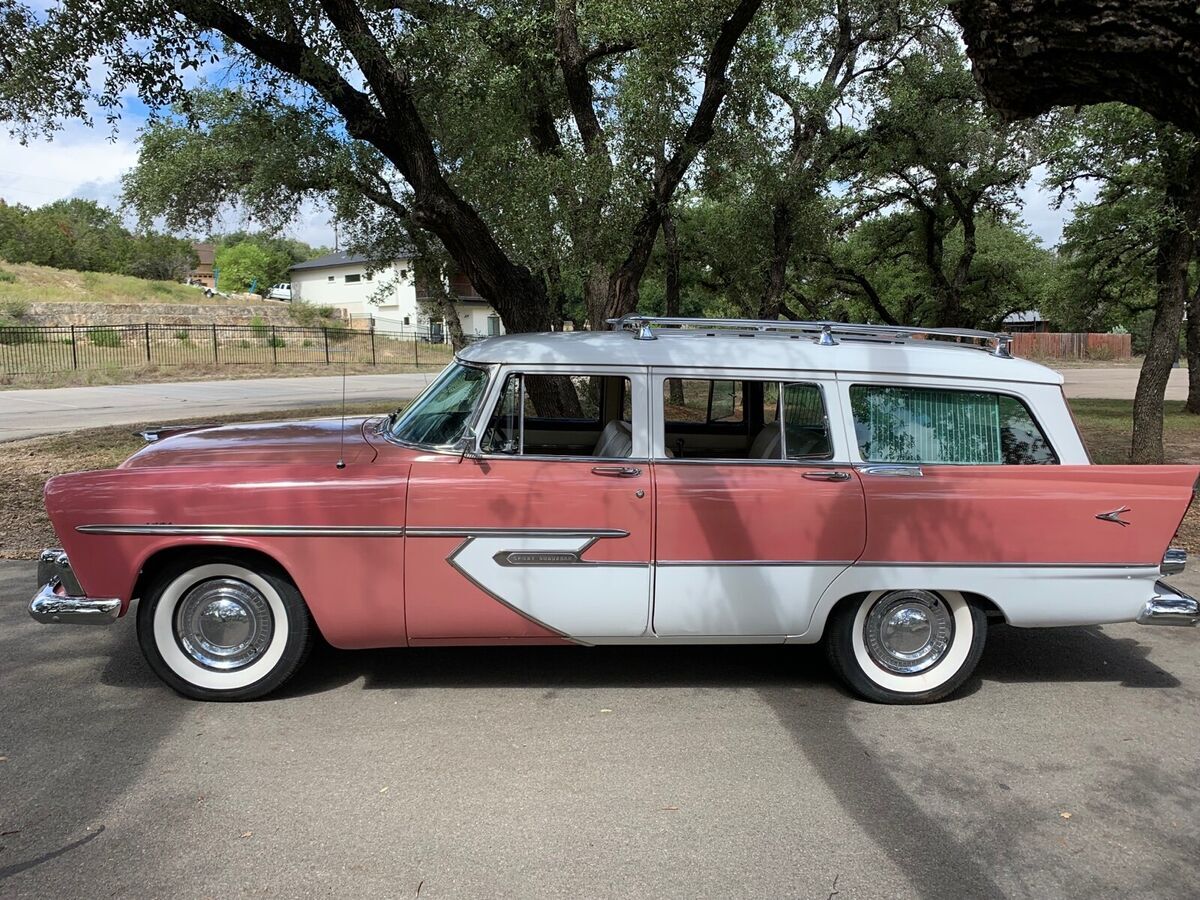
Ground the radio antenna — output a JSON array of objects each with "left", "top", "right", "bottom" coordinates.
[{"left": 336, "top": 346, "right": 348, "bottom": 470}]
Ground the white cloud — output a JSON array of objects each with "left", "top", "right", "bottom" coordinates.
[{"left": 0, "top": 125, "right": 138, "bottom": 208}]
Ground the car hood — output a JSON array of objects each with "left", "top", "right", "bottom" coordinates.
[{"left": 120, "top": 416, "right": 380, "bottom": 468}]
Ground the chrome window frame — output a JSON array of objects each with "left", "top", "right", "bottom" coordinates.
[
  {"left": 471, "top": 363, "right": 651, "bottom": 462},
  {"left": 378, "top": 360, "right": 498, "bottom": 454},
  {"left": 649, "top": 368, "right": 848, "bottom": 465}
]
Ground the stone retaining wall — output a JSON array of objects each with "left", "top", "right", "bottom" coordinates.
[{"left": 22, "top": 301, "right": 296, "bottom": 327}]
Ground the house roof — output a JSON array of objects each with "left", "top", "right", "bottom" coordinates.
[
  {"left": 1002, "top": 310, "right": 1045, "bottom": 325},
  {"left": 457, "top": 329, "right": 1064, "bottom": 385},
  {"left": 289, "top": 248, "right": 414, "bottom": 272}
]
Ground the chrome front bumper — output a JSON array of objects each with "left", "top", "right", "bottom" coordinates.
[
  {"left": 29, "top": 548, "right": 120, "bottom": 625},
  {"left": 1137, "top": 581, "right": 1200, "bottom": 627}
]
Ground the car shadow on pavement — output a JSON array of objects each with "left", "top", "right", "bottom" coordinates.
[{"left": 276, "top": 622, "right": 1180, "bottom": 698}]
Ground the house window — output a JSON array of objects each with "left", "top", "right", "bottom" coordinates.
[
  {"left": 345, "top": 274, "right": 362, "bottom": 284},
  {"left": 403, "top": 316, "right": 411, "bottom": 326},
  {"left": 849, "top": 385, "right": 1057, "bottom": 465},
  {"left": 327, "top": 275, "right": 335, "bottom": 282},
  {"left": 487, "top": 315, "right": 500, "bottom": 336}
]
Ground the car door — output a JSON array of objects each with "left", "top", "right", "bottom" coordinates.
[
  {"left": 652, "top": 372, "right": 867, "bottom": 638},
  {"left": 404, "top": 366, "right": 654, "bottom": 643}
]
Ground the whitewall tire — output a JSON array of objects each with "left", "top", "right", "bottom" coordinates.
[
  {"left": 826, "top": 590, "right": 987, "bottom": 704},
  {"left": 136, "top": 558, "right": 314, "bottom": 701}
]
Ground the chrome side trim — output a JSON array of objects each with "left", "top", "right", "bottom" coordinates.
[
  {"left": 1137, "top": 581, "right": 1200, "bottom": 626},
  {"left": 1162, "top": 548, "right": 1187, "bottom": 575},
  {"left": 407, "top": 527, "right": 630, "bottom": 539},
  {"left": 493, "top": 549, "right": 647, "bottom": 568},
  {"left": 1095, "top": 506, "right": 1132, "bottom": 527},
  {"left": 30, "top": 582, "right": 121, "bottom": 625},
  {"left": 656, "top": 560, "right": 854, "bottom": 567},
  {"left": 77, "top": 524, "right": 405, "bottom": 537},
  {"left": 446, "top": 538, "right": 583, "bottom": 643},
  {"left": 855, "top": 561, "right": 1159, "bottom": 569}
]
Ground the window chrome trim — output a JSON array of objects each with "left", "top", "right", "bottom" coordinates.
[
  {"left": 406, "top": 527, "right": 630, "bottom": 539},
  {"left": 377, "top": 361, "right": 496, "bottom": 454}
]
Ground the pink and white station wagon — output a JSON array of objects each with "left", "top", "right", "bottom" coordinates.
[{"left": 29, "top": 317, "right": 1200, "bottom": 703}]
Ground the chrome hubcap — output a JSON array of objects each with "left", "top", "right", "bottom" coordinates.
[
  {"left": 864, "top": 590, "right": 954, "bottom": 675},
  {"left": 175, "top": 578, "right": 273, "bottom": 671}
]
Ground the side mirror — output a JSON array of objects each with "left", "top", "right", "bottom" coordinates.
[{"left": 459, "top": 425, "right": 483, "bottom": 462}]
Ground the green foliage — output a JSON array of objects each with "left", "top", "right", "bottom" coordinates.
[
  {"left": 213, "top": 242, "right": 272, "bottom": 294},
  {"left": 0, "top": 269, "right": 16, "bottom": 283},
  {"left": 288, "top": 303, "right": 340, "bottom": 327},
  {"left": 89, "top": 328, "right": 122, "bottom": 348}
]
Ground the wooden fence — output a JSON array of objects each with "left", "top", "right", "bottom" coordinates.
[{"left": 1010, "top": 332, "right": 1132, "bottom": 360}]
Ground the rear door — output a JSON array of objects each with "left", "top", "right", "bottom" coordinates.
[{"left": 651, "top": 373, "right": 867, "bottom": 638}]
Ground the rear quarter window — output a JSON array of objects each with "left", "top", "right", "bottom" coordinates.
[{"left": 850, "top": 385, "right": 1057, "bottom": 465}]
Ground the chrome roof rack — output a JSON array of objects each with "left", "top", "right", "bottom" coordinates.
[{"left": 606, "top": 315, "right": 1013, "bottom": 358}]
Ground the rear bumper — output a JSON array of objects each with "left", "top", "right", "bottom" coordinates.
[
  {"left": 1137, "top": 581, "right": 1200, "bottom": 627},
  {"left": 29, "top": 548, "right": 120, "bottom": 625}
]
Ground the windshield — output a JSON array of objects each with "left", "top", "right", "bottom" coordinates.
[{"left": 389, "top": 363, "right": 490, "bottom": 447}]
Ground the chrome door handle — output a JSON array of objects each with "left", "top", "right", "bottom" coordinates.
[
  {"left": 802, "top": 470, "right": 851, "bottom": 482},
  {"left": 858, "top": 465, "right": 923, "bottom": 477},
  {"left": 591, "top": 466, "right": 642, "bottom": 478}
]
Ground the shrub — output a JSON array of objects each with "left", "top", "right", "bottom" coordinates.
[
  {"left": 268, "top": 335, "right": 286, "bottom": 348},
  {"left": 0, "top": 269, "right": 16, "bottom": 283},
  {"left": 174, "top": 329, "right": 190, "bottom": 341},
  {"left": 1, "top": 298, "right": 29, "bottom": 319},
  {"left": 89, "top": 328, "right": 123, "bottom": 348},
  {"left": 289, "top": 302, "right": 340, "bottom": 328},
  {"left": 249, "top": 315, "right": 270, "bottom": 337},
  {"left": 235, "top": 339, "right": 253, "bottom": 349}
]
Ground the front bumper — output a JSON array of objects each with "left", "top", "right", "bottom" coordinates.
[
  {"left": 29, "top": 548, "right": 120, "bottom": 625},
  {"left": 1137, "top": 581, "right": 1200, "bottom": 627}
]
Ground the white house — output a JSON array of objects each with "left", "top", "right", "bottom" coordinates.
[{"left": 289, "top": 250, "right": 505, "bottom": 339}]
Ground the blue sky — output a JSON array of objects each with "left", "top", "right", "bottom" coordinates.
[{"left": 0, "top": 117, "right": 1091, "bottom": 251}]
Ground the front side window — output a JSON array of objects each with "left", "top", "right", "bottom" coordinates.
[
  {"left": 482, "top": 373, "right": 633, "bottom": 458},
  {"left": 389, "top": 363, "right": 489, "bottom": 447},
  {"left": 850, "top": 385, "right": 1057, "bottom": 465}
]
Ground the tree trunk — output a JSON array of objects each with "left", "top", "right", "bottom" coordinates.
[
  {"left": 1188, "top": 280, "right": 1200, "bottom": 413},
  {"left": 662, "top": 208, "right": 685, "bottom": 405},
  {"left": 952, "top": 0, "right": 1200, "bottom": 137},
  {"left": 762, "top": 201, "right": 794, "bottom": 319},
  {"left": 1131, "top": 137, "right": 1200, "bottom": 462},
  {"left": 435, "top": 290, "right": 468, "bottom": 352}
]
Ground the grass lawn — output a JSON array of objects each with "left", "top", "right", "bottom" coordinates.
[
  {"left": 0, "top": 261, "right": 250, "bottom": 305},
  {"left": 2, "top": 397, "right": 1197, "bottom": 559}
]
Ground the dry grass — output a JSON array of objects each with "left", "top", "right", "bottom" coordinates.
[
  {"left": 0, "top": 402, "right": 389, "bottom": 559},
  {"left": 0, "top": 261, "right": 244, "bottom": 305}
]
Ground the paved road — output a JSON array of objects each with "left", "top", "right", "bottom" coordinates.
[
  {"left": 1060, "top": 366, "right": 1187, "bottom": 400},
  {"left": 1, "top": 560, "right": 1197, "bottom": 898},
  {"left": 0, "top": 374, "right": 435, "bottom": 441}
]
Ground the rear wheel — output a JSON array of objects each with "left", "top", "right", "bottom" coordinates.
[
  {"left": 826, "top": 589, "right": 986, "bottom": 704},
  {"left": 136, "top": 558, "right": 314, "bottom": 701}
]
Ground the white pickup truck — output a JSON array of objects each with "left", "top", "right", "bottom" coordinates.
[{"left": 266, "top": 283, "right": 292, "bottom": 301}]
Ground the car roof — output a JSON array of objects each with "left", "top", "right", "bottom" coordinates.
[{"left": 456, "top": 330, "right": 1064, "bottom": 385}]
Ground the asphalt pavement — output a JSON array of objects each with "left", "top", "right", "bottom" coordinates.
[
  {"left": 1, "top": 559, "right": 1198, "bottom": 899},
  {"left": 0, "top": 373, "right": 435, "bottom": 441}
]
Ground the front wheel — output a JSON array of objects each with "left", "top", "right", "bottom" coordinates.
[
  {"left": 826, "top": 589, "right": 986, "bottom": 704},
  {"left": 136, "top": 558, "right": 314, "bottom": 701}
]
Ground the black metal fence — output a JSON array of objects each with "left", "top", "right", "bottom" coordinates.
[{"left": 0, "top": 323, "right": 459, "bottom": 375}]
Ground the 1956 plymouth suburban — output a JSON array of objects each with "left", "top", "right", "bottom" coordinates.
[{"left": 29, "top": 317, "right": 1200, "bottom": 703}]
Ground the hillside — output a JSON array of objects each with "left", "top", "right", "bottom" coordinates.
[{"left": 0, "top": 260, "right": 249, "bottom": 305}]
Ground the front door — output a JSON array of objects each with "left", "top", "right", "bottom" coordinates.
[
  {"left": 652, "top": 375, "right": 867, "bottom": 637},
  {"left": 404, "top": 368, "right": 653, "bottom": 642}
]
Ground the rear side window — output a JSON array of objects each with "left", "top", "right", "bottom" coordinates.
[{"left": 850, "top": 385, "right": 1057, "bottom": 465}]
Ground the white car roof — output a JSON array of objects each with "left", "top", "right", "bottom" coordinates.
[{"left": 457, "top": 330, "right": 1064, "bottom": 386}]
